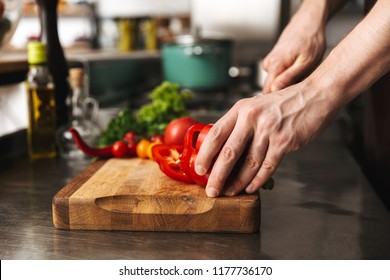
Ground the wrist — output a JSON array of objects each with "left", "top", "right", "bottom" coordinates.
[
  {"left": 301, "top": 74, "right": 345, "bottom": 116},
  {"left": 293, "top": 0, "right": 329, "bottom": 32},
  {"left": 307, "top": 0, "right": 390, "bottom": 108}
]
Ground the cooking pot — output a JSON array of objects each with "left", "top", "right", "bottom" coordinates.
[{"left": 161, "top": 35, "right": 233, "bottom": 90}]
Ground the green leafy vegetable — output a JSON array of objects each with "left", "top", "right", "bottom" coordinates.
[
  {"left": 136, "top": 81, "right": 192, "bottom": 137},
  {"left": 98, "top": 108, "right": 137, "bottom": 146},
  {"left": 98, "top": 81, "right": 192, "bottom": 146}
]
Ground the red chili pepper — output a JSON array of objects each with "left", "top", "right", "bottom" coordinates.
[
  {"left": 68, "top": 128, "right": 114, "bottom": 158},
  {"left": 152, "top": 144, "right": 194, "bottom": 184}
]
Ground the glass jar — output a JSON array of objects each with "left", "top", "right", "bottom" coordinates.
[{"left": 56, "top": 67, "right": 100, "bottom": 160}]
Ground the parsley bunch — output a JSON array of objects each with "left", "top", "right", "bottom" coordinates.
[{"left": 98, "top": 81, "right": 192, "bottom": 146}]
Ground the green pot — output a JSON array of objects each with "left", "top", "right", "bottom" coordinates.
[{"left": 162, "top": 35, "right": 233, "bottom": 90}]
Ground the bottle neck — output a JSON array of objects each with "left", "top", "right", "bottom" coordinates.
[
  {"left": 29, "top": 63, "right": 49, "bottom": 69},
  {"left": 69, "top": 87, "right": 85, "bottom": 121},
  {"left": 26, "top": 63, "right": 54, "bottom": 86}
]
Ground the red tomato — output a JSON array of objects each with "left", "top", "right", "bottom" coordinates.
[
  {"left": 112, "top": 140, "right": 128, "bottom": 157},
  {"left": 123, "top": 131, "right": 139, "bottom": 143},
  {"left": 164, "top": 116, "right": 198, "bottom": 146},
  {"left": 150, "top": 134, "right": 164, "bottom": 143},
  {"left": 127, "top": 139, "right": 137, "bottom": 157}
]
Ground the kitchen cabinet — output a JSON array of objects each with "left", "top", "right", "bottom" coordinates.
[{"left": 1, "top": 121, "right": 389, "bottom": 259}]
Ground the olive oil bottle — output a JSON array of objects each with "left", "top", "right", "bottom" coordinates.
[{"left": 25, "top": 41, "right": 57, "bottom": 160}]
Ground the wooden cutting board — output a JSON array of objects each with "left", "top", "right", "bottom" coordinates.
[{"left": 52, "top": 158, "right": 260, "bottom": 233}]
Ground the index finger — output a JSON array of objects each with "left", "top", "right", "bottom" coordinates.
[{"left": 194, "top": 109, "right": 237, "bottom": 176}]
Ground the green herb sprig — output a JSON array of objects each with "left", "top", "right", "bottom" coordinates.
[{"left": 98, "top": 81, "right": 192, "bottom": 146}]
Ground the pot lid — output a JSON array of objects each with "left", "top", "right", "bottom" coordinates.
[{"left": 174, "top": 34, "right": 232, "bottom": 45}]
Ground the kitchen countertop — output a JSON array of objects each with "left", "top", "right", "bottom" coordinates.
[
  {"left": 1, "top": 122, "right": 390, "bottom": 260},
  {"left": 0, "top": 49, "right": 160, "bottom": 74}
]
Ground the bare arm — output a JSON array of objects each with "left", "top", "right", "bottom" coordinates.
[
  {"left": 310, "top": 0, "right": 390, "bottom": 106},
  {"left": 195, "top": 0, "right": 390, "bottom": 197}
]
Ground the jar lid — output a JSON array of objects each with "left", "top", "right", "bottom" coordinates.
[{"left": 27, "top": 41, "right": 47, "bottom": 65}]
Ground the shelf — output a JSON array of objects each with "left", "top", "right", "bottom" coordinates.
[{"left": 22, "top": 2, "right": 90, "bottom": 18}]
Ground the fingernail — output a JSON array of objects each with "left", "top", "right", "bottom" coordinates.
[
  {"left": 245, "top": 184, "right": 255, "bottom": 193},
  {"left": 195, "top": 164, "right": 206, "bottom": 176},
  {"left": 224, "top": 188, "right": 235, "bottom": 197},
  {"left": 271, "top": 81, "right": 284, "bottom": 92},
  {"left": 206, "top": 187, "right": 219, "bottom": 197}
]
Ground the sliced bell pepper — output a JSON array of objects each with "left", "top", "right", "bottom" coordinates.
[
  {"left": 181, "top": 123, "right": 206, "bottom": 177},
  {"left": 181, "top": 123, "right": 212, "bottom": 187},
  {"left": 154, "top": 123, "right": 275, "bottom": 191},
  {"left": 195, "top": 124, "right": 213, "bottom": 153},
  {"left": 152, "top": 144, "right": 194, "bottom": 184}
]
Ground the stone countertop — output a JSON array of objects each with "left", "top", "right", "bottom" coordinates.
[{"left": 0, "top": 122, "right": 389, "bottom": 260}]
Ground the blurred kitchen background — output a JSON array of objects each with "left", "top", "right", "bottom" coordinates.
[
  {"left": 1, "top": 0, "right": 365, "bottom": 129},
  {"left": 1, "top": 0, "right": 375, "bottom": 203}
]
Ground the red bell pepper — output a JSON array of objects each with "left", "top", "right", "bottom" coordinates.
[
  {"left": 152, "top": 124, "right": 212, "bottom": 187},
  {"left": 153, "top": 123, "right": 275, "bottom": 190},
  {"left": 181, "top": 123, "right": 206, "bottom": 177},
  {"left": 152, "top": 144, "right": 194, "bottom": 184},
  {"left": 180, "top": 123, "right": 212, "bottom": 187},
  {"left": 195, "top": 124, "right": 212, "bottom": 153}
]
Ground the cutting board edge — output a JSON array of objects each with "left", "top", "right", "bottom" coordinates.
[
  {"left": 55, "top": 212, "right": 261, "bottom": 233},
  {"left": 52, "top": 160, "right": 107, "bottom": 229},
  {"left": 53, "top": 193, "right": 261, "bottom": 233}
]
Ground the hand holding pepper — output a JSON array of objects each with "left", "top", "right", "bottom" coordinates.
[{"left": 152, "top": 123, "right": 274, "bottom": 191}]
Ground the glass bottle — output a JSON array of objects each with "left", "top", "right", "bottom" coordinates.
[
  {"left": 25, "top": 41, "right": 57, "bottom": 160},
  {"left": 56, "top": 67, "right": 100, "bottom": 160},
  {"left": 36, "top": 0, "right": 71, "bottom": 127}
]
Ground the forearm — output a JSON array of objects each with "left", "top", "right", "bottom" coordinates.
[
  {"left": 308, "top": 0, "right": 390, "bottom": 108},
  {"left": 291, "top": 0, "right": 347, "bottom": 32}
]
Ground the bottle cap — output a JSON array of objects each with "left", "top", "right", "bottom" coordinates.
[
  {"left": 69, "top": 68, "right": 84, "bottom": 89},
  {"left": 27, "top": 41, "right": 47, "bottom": 65}
]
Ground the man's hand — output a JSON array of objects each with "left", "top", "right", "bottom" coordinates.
[
  {"left": 262, "top": 0, "right": 329, "bottom": 93},
  {"left": 195, "top": 81, "right": 339, "bottom": 197}
]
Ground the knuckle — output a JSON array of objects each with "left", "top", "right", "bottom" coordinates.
[
  {"left": 276, "top": 133, "right": 291, "bottom": 147},
  {"left": 209, "top": 124, "right": 223, "bottom": 142},
  {"left": 267, "top": 55, "right": 280, "bottom": 67},
  {"left": 221, "top": 145, "right": 237, "bottom": 162},
  {"left": 245, "top": 106, "right": 258, "bottom": 121},
  {"left": 234, "top": 97, "right": 250, "bottom": 110},
  {"left": 261, "top": 159, "right": 276, "bottom": 172},
  {"left": 245, "top": 155, "right": 260, "bottom": 169},
  {"left": 258, "top": 115, "right": 276, "bottom": 131},
  {"left": 277, "top": 73, "right": 294, "bottom": 85}
]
